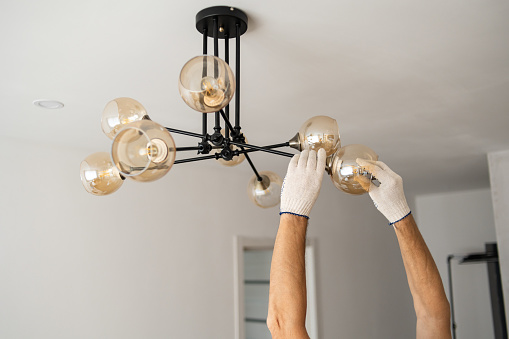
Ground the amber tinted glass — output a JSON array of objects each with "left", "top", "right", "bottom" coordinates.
[
  {"left": 330, "top": 144, "right": 378, "bottom": 195},
  {"left": 299, "top": 116, "right": 340, "bottom": 157},
  {"left": 80, "top": 152, "right": 124, "bottom": 196},
  {"left": 179, "top": 56, "right": 235, "bottom": 113},
  {"left": 111, "top": 120, "right": 176, "bottom": 182},
  {"left": 101, "top": 98, "right": 149, "bottom": 140}
]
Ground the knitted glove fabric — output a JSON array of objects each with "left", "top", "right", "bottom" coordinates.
[
  {"left": 356, "top": 159, "right": 411, "bottom": 225},
  {"left": 280, "top": 149, "right": 326, "bottom": 219}
]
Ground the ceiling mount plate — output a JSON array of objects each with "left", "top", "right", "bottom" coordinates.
[{"left": 196, "top": 6, "right": 248, "bottom": 39}]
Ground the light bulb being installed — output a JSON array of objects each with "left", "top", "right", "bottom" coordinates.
[
  {"left": 179, "top": 55, "right": 235, "bottom": 113},
  {"left": 111, "top": 120, "right": 176, "bottom": 182},
  {"left": 80, "top": 152, "right": 124, "bottom": 196},
  {"left": 101, "top": 97, "right": 150, "bottom": 140},
  {"left": 329, "top": 144, "right": 378, "bottom": 195},
  {"left": 247, "top": 171, "right": 283, "bottom": 208},
  {"left": 289, "top": 115, "right": 340, "bottom": 157}
]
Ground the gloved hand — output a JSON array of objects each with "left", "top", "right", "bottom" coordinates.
[
  {"left": 356, "top": 159, "right": 411, "bottom": 225},
  {"left": 280, "top": 149, "right": 326, "bottom": 219}
]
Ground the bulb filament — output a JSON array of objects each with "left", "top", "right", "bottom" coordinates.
[{"left": 201, "top": 76, "right": 225, "bottom": 107}]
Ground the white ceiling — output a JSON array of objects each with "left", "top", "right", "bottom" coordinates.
[{"left": 1, "top": 0, "right": 509, "bottom": 194}]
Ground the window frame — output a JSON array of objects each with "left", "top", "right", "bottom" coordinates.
[{"left": 234, "top": 236, "right": 319, "bottom": 339}]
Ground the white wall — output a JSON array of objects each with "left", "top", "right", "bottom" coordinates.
[
  {"left": 488, "top": 150, "right": 509, "bottom": 328},
  {"left": 415, "top": 189, "right": 497, "bottom": 338},
  {"left": 0, "top": 137, "right": 415, "bottom": 338}
]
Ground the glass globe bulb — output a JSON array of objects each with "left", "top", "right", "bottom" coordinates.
[
  {"left": 330, "top": 144, "right": 378, "bottom": 195},
  {"left": 111, "top": 120, "right": 176, "bottom": 182},
  {"left": 80, "top": 152, "right": 124, "bottom": 196},
  {"left": 179, "top": 55, "right": 235, "bottom": 113},
  {"left": 247, "top": 171, "right": 283, "bottom": 208},
  {"left": 217, "top": 129, "right": 247, "bottom": 167},
  {"left": 297, "top": 116, "right": 340, "bottom": 157},
  {"left": 101, "top": 97, "right": 149, "bottom": 140}
]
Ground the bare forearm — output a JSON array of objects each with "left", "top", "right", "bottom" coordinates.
[
  {"left": 267, "top": 214, "right": 310, "bottom": 339},
  {"left": 394, "top": 215, "right": 451, "bottom": 338}
]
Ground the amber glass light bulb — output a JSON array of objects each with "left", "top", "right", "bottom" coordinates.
[
  {"left": 101, "top": 97, "right": 149, "bottom": 140},
  {"left": 111, "top": 120, "right": 176, "bottom": 182},
  {"left": 247, "top": 171, "right": 283, "bottom": 208},
  {"left": 80, "top": 152, "right": 124, "bottom": 196},
  {"left": 179, "top": 55, "right": 235, "bottom": 113},
  {"left": 217, "top": 129, "right": 247, "bottom": 167},
  {"left": 298, "top": 116, "right": 340, "bottom": 157},
  {"left": 330, "top": 144, "right": 378, "bottom": 195}
]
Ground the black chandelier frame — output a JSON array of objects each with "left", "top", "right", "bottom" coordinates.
[{"left": 163, "top": 6, "right": 295, "bottom": 182}]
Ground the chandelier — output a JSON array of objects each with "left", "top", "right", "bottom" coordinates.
[{"left": 79, "top": 6, "right": 379, "bottom": 207}]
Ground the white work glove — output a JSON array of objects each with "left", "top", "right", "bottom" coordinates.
[
  {"left": 280, "top": 149, "right": 327, "bottom": 219},
  {"left": 356, "top": 159, "right": 411, "bottom": 225}
]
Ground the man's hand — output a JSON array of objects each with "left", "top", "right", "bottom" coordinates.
[
  {"left": 280, "top": 149, "right": 327, "bottom": 219},
  {"left": 357, "top": 159, "right": 451, "bottom": 338},
  {"left": 356, "top": 159, "right": 411, "bottom": 224},
  {"left": 268, "top": 149, "right": 325, "bottom": 339}
]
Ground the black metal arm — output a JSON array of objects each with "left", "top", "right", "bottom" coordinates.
[
  {"left": 230, "top": 141, "right": 293, "bottom": 157},
  {"left": 202, "top": 27, "right": 208, "bottom": 136},
  {"left": 173, "top": 142, "right": 292, "bottom": 164},
  {"left": 166, "top": 127, "right": 204, "bottom": 139},
  {"left": 174, "top": 154, "right": 218, "bottom": 164}
]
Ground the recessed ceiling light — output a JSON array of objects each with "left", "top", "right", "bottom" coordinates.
[{"left": 33, "top": 100, "right": 64, "bottom": 109}]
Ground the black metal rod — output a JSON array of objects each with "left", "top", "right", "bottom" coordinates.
[
  {"left": 215, "top": 110, "right": 220, "bottom": 131},
  {"left": 174, "top": 154, "right": 218, "bottom": 164},
  {"left": 218, "top": 109, "right": 294, "bottom": 157},
  {"left": 203, "top": 27, "right": 208, "bottom": 55},
  {"left": 203, "top": 114, "right": 208, "bottom": 136},
  {"left": 231, "top": 141, "right": 294, "bottom": 157},
  {"left": 213, "top": 17, "right": 220, "bottom": 131},
  {"left": 235, "top": 23, "right": 240, "bottom": 130},
  {"left": 219, "top": 109, "right": 234, "bottom": 134},
  {"left": 217, "top": 108, "right": 261, "bottom": 179},
  {"left": 224, "top": 107, "right": 229, "bottom": 136},
  {"left": 176, "top": 145, "right": 222, "bottom": 152},
  {"left": 213, "top": 17, "right": 219, "bottom": 58},
  {"left": 259, "top": 142, "right": 290, "bottom": 149},
  {"left": 244, "top": 152, "right": 262, "bottom": 181},
  {"left": 166, "top": 127, "right": 204, "bottom": 139},
  {"left": 238, "top": 143, "right": 290, "bottom": 153},
  {"left": 174, "top": 143, "right": 293, "bottom": 166},
  {"left": 176, "top": 146, "right": 201, "bottom": 152},
  {"left": 239, "top": 148, "right": 279, "bottom": 155},
  {"left": 225, "top": 33, "right": 230, "bottom": 140},
  {"left": 166, "top": 125, "right": 293, "bottom": 158},
  {"left": 176, "top": 143, "right": 290, "bottom": 155},
  {"left": 202, "top": 28, "right": 208, "bottom": 136}
]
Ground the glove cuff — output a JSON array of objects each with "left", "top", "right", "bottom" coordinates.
[
  {"left": 279, "top": 211, "right": 310, "bottom": 219},
  {"left": 385, "top": 199, "right": 411, "bottom": 224},
  {"left": 389, "top": 211, "right": 412, "bottom": 225},
  {"left": 280, "top": 198, "right": 314, "bottom": 219}
]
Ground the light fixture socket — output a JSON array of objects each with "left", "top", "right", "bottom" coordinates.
[
  {"left": 255, "top": 174, "right": 271, "bottom": 190},
  {"left": 288, "top": 133, "right": 302, "bottom": 151}
]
